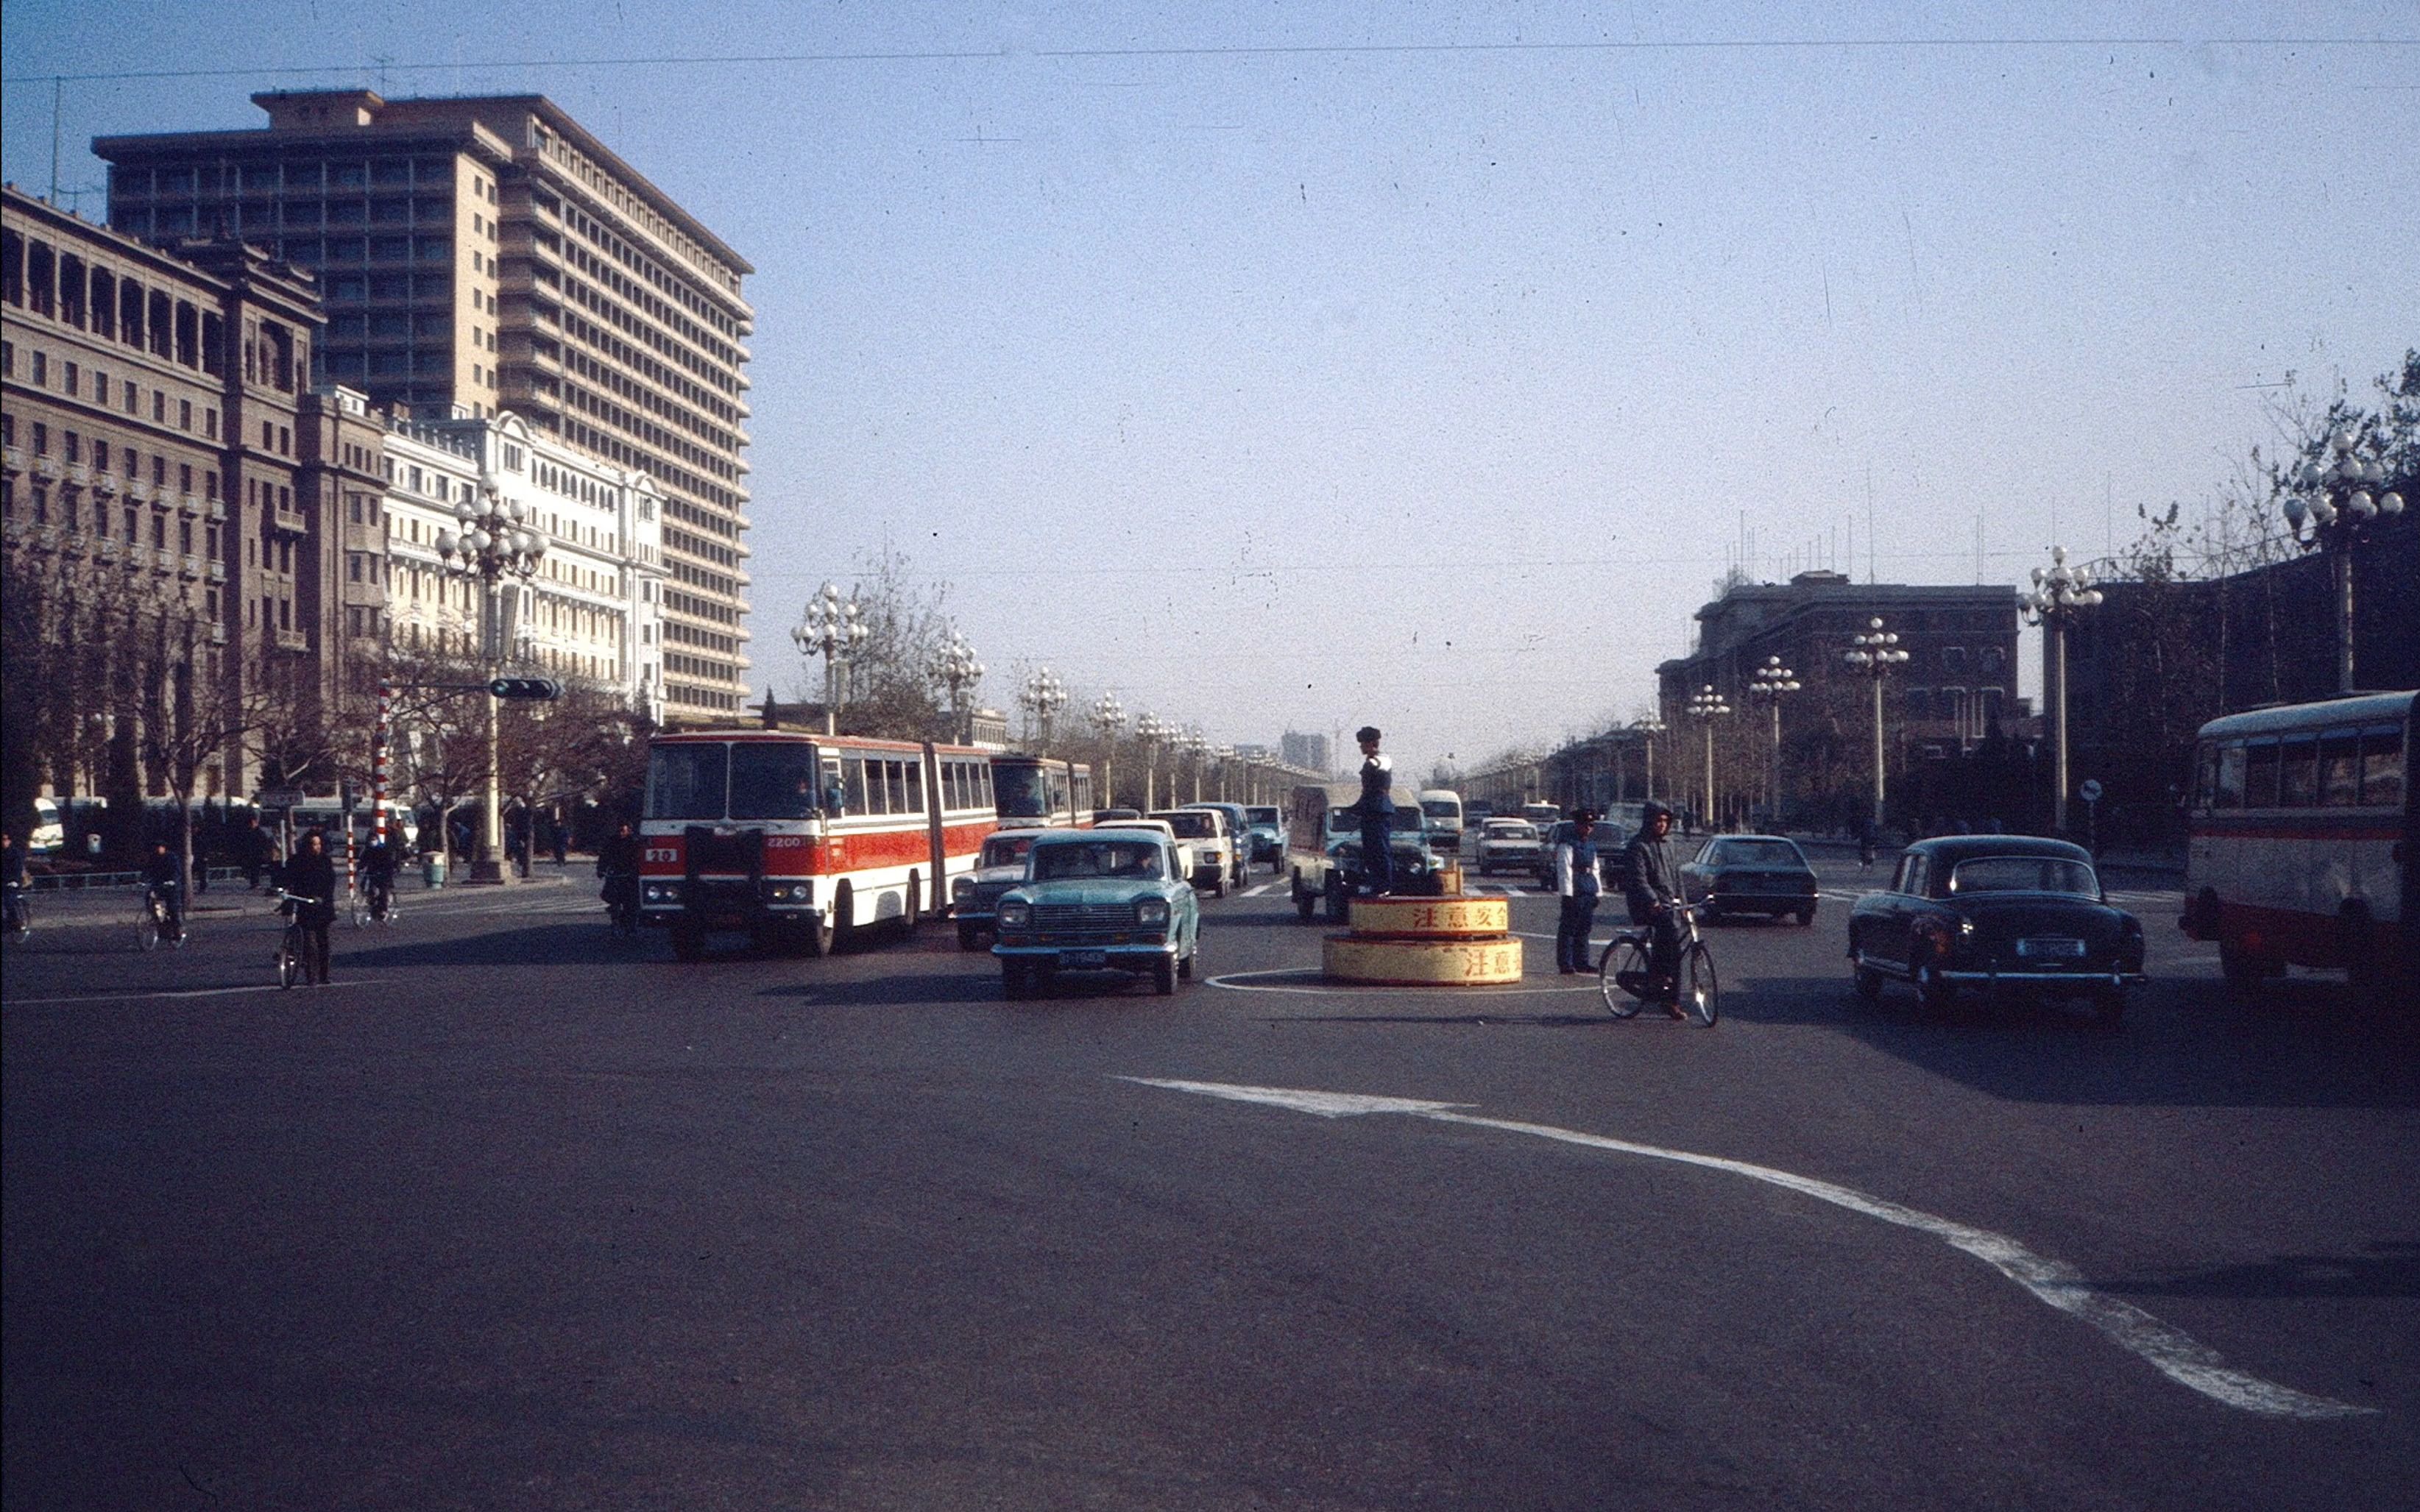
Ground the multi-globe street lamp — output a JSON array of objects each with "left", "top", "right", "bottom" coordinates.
[
  {"left": 1090, "top": 692, "right": 1125, "bottom": 807},
  {"left": 1747, "top": 655, "right": 1801, "bottom": 827},
  {"left": 2020, "top": 546, "right": 2104, "bottom": 835},
  {"left": 1019, "top": 667, "right": 1068, "bottom": 751},
  {"left": 435, "top": 479, "right": 546, "bottom": 884},
  {"left": 791, "top": 583, "right": 868, "bottom": 737},
  {"left": 1135, "top": 712, "right": 1173, "bottom": 811},
  {"left": 1684, "top": 685, "right": 1732, "bottom": 832},
  {"left": 1182, "top": 726, "right": 1209, "bottom": 804},
  {"left": 933, "top": 628, "right": 984, "bottom": 745},
  {"left": 1630, "top": 714, "right": 1667, "bottom": 803},
  {"left": 1214, "top": 744, "right": 1237, "bottom": 802},
  {"left": 2282, "top": 425, "right": 2405, "bottom": 695},
  {"left": 1842, "top": 617, "right": 1910, "bottom": 840}
]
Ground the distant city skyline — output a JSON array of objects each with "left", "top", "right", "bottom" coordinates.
[{"left": 6, "top": 1, "right": 2411, "bottom": 777}]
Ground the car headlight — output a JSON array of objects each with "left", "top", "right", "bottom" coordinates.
[
  {"left": 997, "top": 900, "right": 1031, "bottom": 930},
  {"left": 952, "top": 876, "right": 973, "bottom": 901},
  {"left": 1958, "top": 916, "right": 1976, "bottom": 938},
  {"left": 1136, "top": 897, "right": 1170, "bottom": 928}
]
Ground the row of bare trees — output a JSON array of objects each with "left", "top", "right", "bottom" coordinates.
[{"left": 3, "top": 540, "right": 653, "bottom": 883}]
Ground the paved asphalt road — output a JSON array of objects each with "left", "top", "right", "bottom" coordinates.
[{"left": 4, "top": 859, "right": 2415, "bottom": 1510}]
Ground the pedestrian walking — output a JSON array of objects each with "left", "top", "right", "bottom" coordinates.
[
  {"left": 1352, "top": 725, "right": 1395, "bottom": 897},
  {"left": 1553, "top": 808, "right": 1603, "bottom": 974},
  {"left": 241, "top": 814, "right": 274, "bottom": 890}
]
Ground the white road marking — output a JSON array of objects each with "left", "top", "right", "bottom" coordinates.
[
  {"left": 9, "top": 982, "right": 364, "bottom": 1005},
  {"left": 1242, "top": 881, "right": 1280, "bottom": 898},
  {"left": 1121, "top": 1077, "right": 2374, "bottom": 1421}
]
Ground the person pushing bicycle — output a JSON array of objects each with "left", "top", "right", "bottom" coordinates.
[{"left": 1621, "top": 801, "right": 1686, "bottom": 1018}]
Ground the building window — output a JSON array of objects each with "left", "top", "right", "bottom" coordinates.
[{"left": 1941, "top": 646, "right": 1967, "bottom": 674}]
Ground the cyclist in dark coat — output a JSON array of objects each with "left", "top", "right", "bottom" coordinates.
[
  {"left": 280, "top": 831, "right": 339, "bottom": 984},
  {"left": 1621, "top": 802, "right": 1685, "bottom": 1016},
  {"left": 143, "top": 842, "right": 184, "bottom": 937}
]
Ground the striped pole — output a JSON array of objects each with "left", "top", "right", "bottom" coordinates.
[{"left": 373, "top": 678, "right": 392, "bottom": 848}]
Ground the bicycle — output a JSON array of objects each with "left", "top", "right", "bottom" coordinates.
[
  {"left": 351, "top": 875, "right": 397, "bottom": 929},
  {"left": 4, "top": 881, "right": 29, "bottom": 945},
  {"left": 272, "top": 890, "right": 322, "bottom": 988},
  {"left": 601, "top": 873, "right": 640, "bottom": 939},
  {"left": 1598, "top": 900, "right": 1719, "bottom": 1025},
  {"left": 137, "top": 882, "right": 185, "bottom": 951}
]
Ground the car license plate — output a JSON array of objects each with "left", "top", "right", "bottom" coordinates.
[
  {"left": 1061, "top": 949, "right": 1108, "bottom": 969},
  {"left": 2016, "top": 937, "right": 2086, "bottom": 959}
]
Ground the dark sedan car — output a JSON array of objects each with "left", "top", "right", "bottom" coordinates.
[
  {"left": 1680, "top": 834, "right": 1819, "bottom": 924},
  {"left": 1846, "top": 836, "right": 2145, "bottom": 1026}
]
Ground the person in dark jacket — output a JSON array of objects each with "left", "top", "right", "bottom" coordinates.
[
  {"left": 280, "top": 830, "right": 339, "bottom": 985},
  {"left": 1621, "top": 801, "right": 1685, "bottom": 1017},
  {"left": 142, "top": 842, "right": 184, "bottom": 940},
  {"left": 1351, "top": 725, "right": 1395, "bottom": 897}
]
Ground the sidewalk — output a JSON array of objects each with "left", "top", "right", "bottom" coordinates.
[{"left": 15, "top": 865, "right": 571, "bottom": 929}]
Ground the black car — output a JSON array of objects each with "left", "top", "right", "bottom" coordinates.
[
  {"left": 1531, "top": 820, "right": 1630, "bottom": 892},
  {"left": 1680, "top": 834, "right": 1819, "bottom": 924},
  {"left": 1846, "top": 836, "right": 2145, "bottom": 1026}
]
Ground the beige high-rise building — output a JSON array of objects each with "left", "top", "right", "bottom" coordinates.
[{"left": 96, "top": 90, "right": 755, "bottom": 720}]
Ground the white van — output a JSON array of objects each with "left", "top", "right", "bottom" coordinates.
[
  {"left": 30, "top": 797, "right": 65, "bottom": 854},
  {"left": 1418, "top": 789, "right": 1464, "bottom": 851}
]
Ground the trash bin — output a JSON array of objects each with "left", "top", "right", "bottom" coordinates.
[{"left": 423, "top": 853, "right": 448, "bottom": 889}]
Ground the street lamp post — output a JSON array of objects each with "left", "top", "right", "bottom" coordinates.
[
  {"left": 1630, "top": 714, "right": 1666, "bottom": 803},
  {"left": 1135, "top": 713, "right": 1171, "bottom": 811},
  {"left": 1842, "top": 617, "right": 1910, "bottom": 840},
  {"left": 1091, "top": 692, "right": 1125, "bottom": 806},
  {"left": 1747, "top": 655, "right": 1801, "bottom": 828},
  {"left": 934, "top": 628, "right": 984, "bottom": 745},
  {"left": 1184, "top": 727, "right": 1208, "bottom": 804},
  {"left": 1684, "top": 685, "right": 1732, "bottom": 832},
  {"left": 436, "top": 478, "right": 546, "bottom": 885},
  {"left": 791, "top": 583, "right": 868, "bottom": 737},
  {"left": 1019, "top": 667, "right": 1068, "bottom": 751},
  {"left": 1214, "top": 745, "right": 1236, "bottom": 801},
  {"left": 2283, "top": 425, "right": 2405, "bottom": 695},
  {"left": 2020, "top": 546, "right": 2105, "bottom": 835}
]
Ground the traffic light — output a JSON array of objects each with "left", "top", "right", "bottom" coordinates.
[{"left": 489, "top": 676, "right": 563, "bottom": 700}]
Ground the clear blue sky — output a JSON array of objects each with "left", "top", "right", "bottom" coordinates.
[{"left": 6, "top": 1, "right": 2412, "bottom": 777}]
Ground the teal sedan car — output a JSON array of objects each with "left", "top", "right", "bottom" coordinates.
[{"left": 993, "top": 828, "right": 1202, "bottom": 998}]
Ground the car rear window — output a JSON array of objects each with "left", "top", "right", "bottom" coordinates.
[
  {"left": 1713, "top": 840, "right": 1803, "bottom": 867},
  {"left": 1947, "top": 857, "right": 2098, "bottom": 897}
]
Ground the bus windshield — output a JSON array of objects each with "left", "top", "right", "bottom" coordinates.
[
  {"left": 729, "top": 742, "right": 820, "bottom": 820},
  {"left": 994, "top": 764, "right": 1053, "bottom": 819},
  {"left": 648, "top": 744, "right": 727, "bottom": 820}
]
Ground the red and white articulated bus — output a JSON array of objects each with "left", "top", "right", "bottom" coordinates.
[
  {"left": 640, "top": 728, "right": 998, "bottom": 959},
  {"left": 2181, "top": 690, "right": 2415, "bottom": 993},
  {"left": 990, "top": 754, "right": 1096, "bottom": 828}
]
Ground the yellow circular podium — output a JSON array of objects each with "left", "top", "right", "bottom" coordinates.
[
  {"left": 1323, "top": 933, "right": 1524, "bottom": 986},
  {"left": 1323, "top": 891, "right": 1523, "bottom": 985}
]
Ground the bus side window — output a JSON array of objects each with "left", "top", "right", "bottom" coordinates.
[
  {"left": 2215, "top": 741, "right": 2246, "bottom": 809},
  {"left": 2360, "top": 724, "right": 2405, "bottom": 808},
  {"left": 845, "top": 756, "right": 870, "bottom": 814},
  {"left": 2279, "top": 736, "right": 2318, "bottom": 807},
  {"left": 2193, "top": 741, "right": 2218, "bottom": 810},
  {"left": 2319, "top": 728, "right": 2361, "bottom": 806},
  {"left": 2244, "top": 738, "right": 2281, "bottom": 809},
  {"left": 905, "top": 759, "right": 924, "bottom": 815}
]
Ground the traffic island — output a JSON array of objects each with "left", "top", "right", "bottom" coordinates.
[{"left": 1322, "top": 893, "right": 1523, "bottom": 986}]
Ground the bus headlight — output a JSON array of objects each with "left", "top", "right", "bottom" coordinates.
[
  {"left": 643, "top": 882, "right": 674, "bottom": 903},
  {"left": 997, "top": 900, "right": 1031, "bottom": 931}
]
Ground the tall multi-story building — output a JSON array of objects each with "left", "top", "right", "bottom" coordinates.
[
  {"left": 94, "top": 90, "right": 755, "bottom": 721},
  {"left": 4, "top": 185, "right": 336, "bottom": 807},
  {"left": 1280, "top": 731, "right": 1332, "bottom": 775}
]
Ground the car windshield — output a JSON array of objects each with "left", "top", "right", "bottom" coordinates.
[
  {"left": 980, "top": 834, "right": 1036, "bottom": 867},
  {"left": 1246, "top": 807, "right": 1279, "bottom": 827},
  {"left": 1032, "top": 841, "right": 1164, "bottom": 880},
  {"left": 1158, "top": 812, "right": 1217, "bottom": 838},
  {"left": 1487, "top": 822, "right": 1536, "bottom": 839},
  {"left": 1713, "top": 840, "right": 1802, "bottom": 867},
  {"left": 1946, "top": 856, "right": 2100, "bottom": 897},
  {"left": 646, "top": 743, "right": 727, "bottom": 820},
  {"left": 1422, "top": 801, "right": 1459, "bottom": 818}
]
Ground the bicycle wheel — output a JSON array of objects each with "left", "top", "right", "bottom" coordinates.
[
  {"left": 276, "top": 933, "right": 300, "bottom": 988},
  {"left": 349, "top": 894, "right": 367, "bottom": 929},
  {"left": 136, "top": 905, "right": 161, "bottom": 952},
  {"left": 1681, "top": 942, "right": 1719, "bottom": 1026},
  {"left": 1597, "top": 938, "right": 1646, "bottom": 1019}
]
